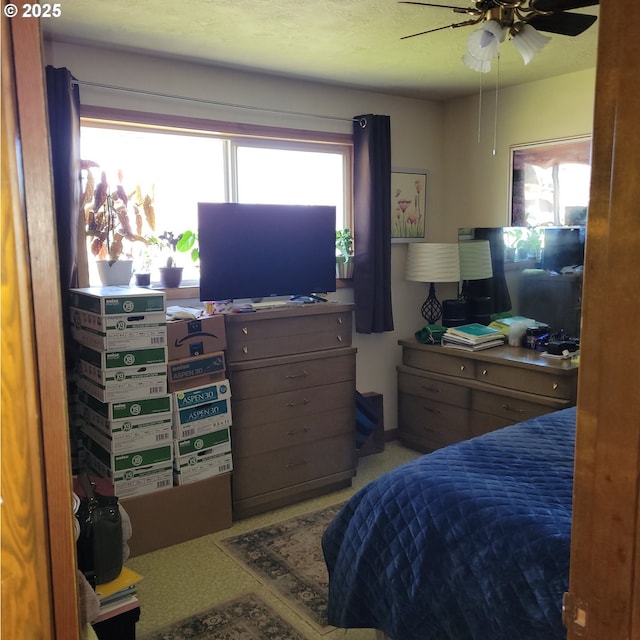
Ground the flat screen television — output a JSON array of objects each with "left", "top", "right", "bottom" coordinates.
[
  {"left": 198, "top": 202, "right": 337, "bottom": 302},
  {"left": 541, "top": 226, "right": 586, "bottom": 272}
]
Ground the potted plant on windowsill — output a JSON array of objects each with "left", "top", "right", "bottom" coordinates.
[
  {"left": 82, "top": 163, "right": 155, "bottom": 286},
  {"left": 335, "top": 228, "right": 354, "bottom": 279},
  {"left": 154, "top": 230, "right": 199, "bottom": 288}
]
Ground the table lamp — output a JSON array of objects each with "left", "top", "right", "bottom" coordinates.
[
  {"left": 459, "top": 240, "right": 493, "bottom": 299},
  {"left": 405, "top": 243, "right": 460, "bottom": 324}
]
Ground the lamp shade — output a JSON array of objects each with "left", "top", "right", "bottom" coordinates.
[
  {"left": 511, "top": 23, "right": 551, "bottom": 65},
  {"left": 405, "top": 243, "right": 461, "bottom": 283},
  {"left": 459, "top": 240, "right": 493, "bottom": 280}
]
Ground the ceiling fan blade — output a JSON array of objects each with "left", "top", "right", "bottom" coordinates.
[
  {"left": 531, "top": 0, "right": 598, "bottom": 11},
  {"left": 401, "top": 18, "right": 480, "bottom": 39},
  {"left": 527, "top": 12, "right": 597, "bottom": 36},
  {"left": 399, "top": 1, "right": 477, "bottom": 12}
]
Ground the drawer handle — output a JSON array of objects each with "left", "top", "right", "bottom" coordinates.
[
  {"left": 286, "top": 426, "right": 311, "bottom": 437},
  {"left": 460, "top": 365, "right": 465, "bottom": 372},
  {"left": 422, "top": 384, "right": 440, "bottom": 394},
  {"left": 423, "top": 406, "right": 441, "bottom": 415},
  {"left": 285, "top": 371, "right": 310, "bottom": 379},
  {"left": 337, "top": 335, "right": 343, "bottom": 342},
  {"left": 501, "top": 403, "right": 525, "bottom": 414},
  {"left": 242, "top": 346, "right": 249, "bottom": 354},
  {"left": 337, "top": 317, "right": 343, "bottom": 324},
  {"left": 481, "top": 369, "right": 488, "bottom": 376},
  {"left": 287, "top": 399, "right": 311, "bottom": 407},
  {"left": 242, "top": 327, "right": 249, "bottom": 335},
  {"left": 552, "top": 383, "right": 559, "bottom": 390},
  {"left": 285, "top": 458, "right": 311, "bottom": 469}
]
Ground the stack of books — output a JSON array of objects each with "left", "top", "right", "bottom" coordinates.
[
  {"left": 95, "top": 566, "right": 143, "bottom": 610},
  {"left": 442, "top": 323, "right": 505, "bottom": 351}
]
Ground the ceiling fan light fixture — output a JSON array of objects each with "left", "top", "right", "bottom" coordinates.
[
  {"left": 462, "top": 51, "right": 492, "bottom": 73},
  {"left": 466, "top": 19, "right": 505, "bottom": 61},
  {"left": 511, "top": 23, "right": 551, "bottom": 65}
]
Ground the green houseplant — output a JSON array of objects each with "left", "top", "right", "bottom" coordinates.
[
  {"left": 153, "top": 230, "right": 199, "bottom": 288},
  {"left": 335, "top": 228, "right": 354, "bottom": 279},
  {"left": 81, "top": 162, "right": 155, "bottom": 286}
]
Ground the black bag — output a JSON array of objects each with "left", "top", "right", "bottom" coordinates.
[{"left": 76, "top": 472, "right": 123, "bottom": 586}]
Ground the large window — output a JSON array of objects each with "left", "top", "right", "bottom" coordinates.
[{"left": 80, "top": 111, "right": 352, "bottom": 285}]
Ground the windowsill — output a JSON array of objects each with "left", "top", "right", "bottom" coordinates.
[{"left": 146, "top": 279, "right": 352, "bottom": 301}]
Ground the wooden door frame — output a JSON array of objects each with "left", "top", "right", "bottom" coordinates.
[{"left": 564, "top": 0, "right": 640, "bottom": 637}]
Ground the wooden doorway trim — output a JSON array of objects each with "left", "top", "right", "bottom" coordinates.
[{"left": 564, "top": 1, "right": 640, "bottom": 638}]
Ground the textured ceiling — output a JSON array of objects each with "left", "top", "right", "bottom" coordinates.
[{"left": 42, "top": 0, "right": 599, "bottom": 100}]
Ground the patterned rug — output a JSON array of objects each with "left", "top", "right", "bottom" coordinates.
[
  {"left": 218, "top": 503, "right": 345, "bottom": 634},
  {"left": 140, "top": 592, "right": 306, "bottom": 640}
]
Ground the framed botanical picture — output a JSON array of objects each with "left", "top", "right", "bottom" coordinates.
[{"left": 391, "top": 170, "right": 427, "bottom": 242}]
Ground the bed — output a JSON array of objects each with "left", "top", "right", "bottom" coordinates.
[{"left": 322, "top": 406, "right": 576, "bottom": 640}]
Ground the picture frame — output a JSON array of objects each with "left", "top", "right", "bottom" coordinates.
[{"left": 391, "top": 170, "right": 427, "bottom": 242}]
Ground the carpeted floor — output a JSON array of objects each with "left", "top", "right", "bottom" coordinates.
[
  {"left": 128, "top": 441, "right": 421, "bottom": 639},
  {"left": 218, "top": 503, "right": 345, "bottom": 633}
]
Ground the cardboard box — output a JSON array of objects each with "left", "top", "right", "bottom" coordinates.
[
  {"left": 83, "top": 433, "right": 173, "bottom": 473},
  {"left": 80, "top": 406, "right": 173, "bottom": 454},
  {"left": 77, "top": 388, "right": 172, "bottom": 422},
  {"left": 173, "top": 451, "right": 233, "bottom": 485},
  {"left": 78, "top": 344, "right": 167, "bottom": 374},
  {"left": 70, "top": 287, "right": 166, "bottom": 316},
  {"left": 172, "top": 379, "right": 231, "bottom": 411},
  {"left": 77, "top": 371, "right": 168, "bottom": 403},
  {"left": 173, "top": 426, "right": 232, "bottom": 460},
  {"left": 121, "top": 472, "right": 232, "bottom": 556},
  {"left": 166, "top": 314, "right": 226, "bottom": 360},
  {"left": 71, "top": 307, "right": 166, "bottom": 351},
  {"left": 172, "top": 397, "right": 233, "bottom": 439},
  {"left": 167, "top": 351, "right": 226, "bottom": 392},
  {"left": 83, "top": 435, "right": 174, "bottom": 499}
]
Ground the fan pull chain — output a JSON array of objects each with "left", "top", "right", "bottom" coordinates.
[
  {"left": 477, "top": 73, "right": 483, "bottom": 145},
  {"left": 493, "top": 55, "right": 500, "bottom": 156}
]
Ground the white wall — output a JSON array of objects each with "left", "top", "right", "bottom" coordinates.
[
  {"left": 443, "top": 69, "right": 596, "bottom": 232},
  {"left": 45, "top": 40, "right": 596, "bottom": 432}
]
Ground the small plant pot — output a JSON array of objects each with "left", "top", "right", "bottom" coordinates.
[
  {"left": 159, "top": 266, "right": 183, "bottom": 288},
  {"left": 336, "top": 257, "right": 354, "bottom": 279},
  {"left": 96, "top": 259, "right": 133, "bottom": 286},
  {"left": 134, "top": 272, "right": 151, "bottom": 287}
]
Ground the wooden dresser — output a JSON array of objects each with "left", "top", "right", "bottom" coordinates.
[
  {"left": 397, "top": 339, "right": 578, "bottom": 452},
  {"left": 225, "top": 303, "right": 356, "bottom": 518}
]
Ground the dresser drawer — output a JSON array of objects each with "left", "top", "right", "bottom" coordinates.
[
  {"left": 473, "top": 361, "right": 574, "bottom": 400},
  {"left": 231, "top": 380, "right": 354, "bottom": 428},
  {"left": 402, "top": 347, "right": 474, "bottom": 380},
  {"left": 232, "top": 406, "right": 354, "bottom": 458},
  {"left": 225, "top": 311, "right": 352, "bottom": 361},
  {"left": 229, "top": 349, "right": 355, "bottom": 399},
  {"left": 398, "top": 369, "right": 471, "bottom": 407},
  {"left": 398, "top": 392, "right": 470, "bottom": 451},
  {"left": 232, "top": 433, "right": 355, "bottom": 499},
  {"left": 471, "top": 388, "right": 569, "bottom": 423}
]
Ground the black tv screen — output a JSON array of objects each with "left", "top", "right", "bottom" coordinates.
[
  {"left": 542, "top": 226, "right": 586, "bottom": 272},
  {"left": 198, "top": 203, "right": 337, "bottom": 302}
]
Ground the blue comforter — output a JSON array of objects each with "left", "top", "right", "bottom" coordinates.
[{"left": 322, "top": 407, "right": 576, "bottom": 640}]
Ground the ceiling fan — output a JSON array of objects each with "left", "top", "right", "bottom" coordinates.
[{"left": 400, "top": 0, "right": 599, "bottom": 72}]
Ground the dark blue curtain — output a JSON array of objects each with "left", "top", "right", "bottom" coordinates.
[
  {"left": 45, "top": 66, "right": 81, "bottom": 366},
  {"left": 353, "top": 114, "right": 394, "bottom": 333}
]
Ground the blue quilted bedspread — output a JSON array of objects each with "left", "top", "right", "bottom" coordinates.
[{"left": 322, "top": 407, "right": 576, "bottom": 640}]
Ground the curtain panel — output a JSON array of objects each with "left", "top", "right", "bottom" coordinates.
[
  {"left": 45, "top": 66, "right": 81, "bottom": 366},
  {"left": 352, "top": 114, "right": 394, "bottom": 333}
]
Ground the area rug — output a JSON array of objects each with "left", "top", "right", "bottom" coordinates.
[
  {"left": 218, "top": 502, "right": 345, "bottom": 634},
  {"left": 140, "top": 592, "right": 307, "bottom": 640}
]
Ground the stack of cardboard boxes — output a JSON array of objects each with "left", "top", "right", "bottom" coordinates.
[
  {"left": 165, "top": 311, "right": 233, "bottom": 485},
  {"left": 70, "top": 288, "right": 233, "bottom": 555},
  {"left": 70, "top": 287, "right": 173, "bottom": 498}
]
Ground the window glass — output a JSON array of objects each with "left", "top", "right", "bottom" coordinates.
[{"left": 80, "top": 120, "right": 351, "bottom": 286}]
